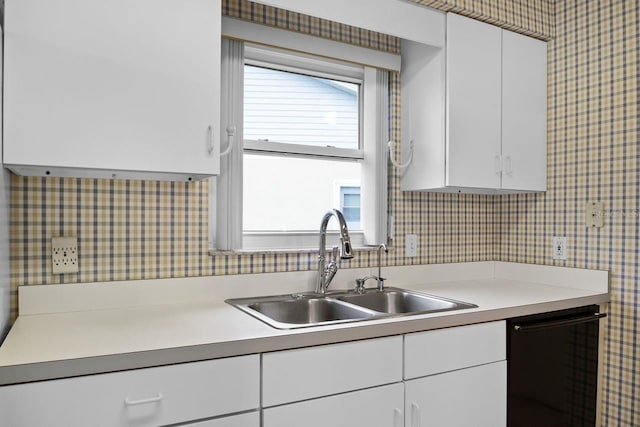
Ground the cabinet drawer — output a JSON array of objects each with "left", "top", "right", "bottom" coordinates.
[
  {"left": 0, "top": 355, "right": 259, "bottom": 427},
  {"left": 263, "top": 336, "right": 403, "bottom": 406},
  {"left": 404, "top": 321, "right": 505, "bottom": 379},
  {"left": 264, "top": 382, "right": 404, "bottom": 427}
]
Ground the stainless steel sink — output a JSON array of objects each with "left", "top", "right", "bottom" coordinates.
[
  {"left": 334, "top": 287, "right": 477, "bottom": 315},
  {"left": 227, "top": 294, "right": 379, "bottom": 329},
  {"left": 226, "top": 287, "right": 477, "bottom": 329}
]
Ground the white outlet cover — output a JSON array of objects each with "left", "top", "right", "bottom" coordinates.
[
  {"left": 552, "top": 236, "right": 567, "bottom": 260},
  {"left": 52, "top": 236, "right": 79, "bottom": 274}
]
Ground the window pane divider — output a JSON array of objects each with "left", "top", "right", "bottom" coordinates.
[{"left": 244, "top": 140, "right": 364, "bottom": 160}]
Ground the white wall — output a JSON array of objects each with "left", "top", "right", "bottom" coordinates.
[
  {"left": 0, "top": 25, "right": 11, "bottom": 342},
  {"left": 0, "top": 167, "right": 9, "bottom": 342}
]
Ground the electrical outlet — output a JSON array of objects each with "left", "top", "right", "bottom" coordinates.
[
  {"left": 52, "top": 237, "right": 79, "bottom": 274},
  {"left": 405, "top": 234, "right": 418, "bottom": 258},
  {"left": 552, "top": 236, "right": 567, "bottom": 260}
]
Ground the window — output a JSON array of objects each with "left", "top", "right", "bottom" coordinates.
[
  {"left": 339, "top": 186, "right": 361, "bottom": 229},
  {"left": 244, "top": 64, "right": 360, "bottom": 151},
  {"left": 213, "top": 22, "right": 391, "bottom": 251},
  {"left": 241, "top": 49, "right": 365, "bottom": 249}
]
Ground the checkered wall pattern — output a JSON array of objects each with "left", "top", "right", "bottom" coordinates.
[
  {"left": 9, "top": 0, "right": 521, "bottom": 318},
  {"left": 9, "top": 0, "right": 639, "bottom": 425},
  {"left": 497, "top": 1, "right": 640, "bottom": 425}
]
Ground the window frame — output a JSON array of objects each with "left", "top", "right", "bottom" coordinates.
[
  {"left": 212, "top": 20, "right": 393, "bottom": 252},
  {"left": 241, "top": 48, "right": 369, "bottom": 250}
]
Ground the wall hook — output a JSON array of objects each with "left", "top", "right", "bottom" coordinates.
[
  {"left": 220, "top": 126, "right": 237, "bottom": 157},
  {"left": 388, "top": 140, "right": 413, "bottom": 169}
]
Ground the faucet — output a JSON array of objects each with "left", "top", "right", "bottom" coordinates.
[
  {"left": 355, "top": 243, "right": 388, "bottom": 293},
  {"left": 315, "top": 209, "right": 354, "bottom": 294}
]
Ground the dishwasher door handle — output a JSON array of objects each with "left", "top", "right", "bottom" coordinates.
[{"left": 513, "top": 312, "right": 607, "bottom": 332}]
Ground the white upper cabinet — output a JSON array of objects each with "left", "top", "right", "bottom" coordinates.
[
  {"left": 3, "top": 0, "right": 221, "bottom": 181},
  {"left": 401, "top": 13, "right": 547, "bottom": 193},
  {"left": 445, "top": 13, "right": 502, "bottom": 190},
  {"left": 501, "top": 30, "right": 548, "bottom": 192}
]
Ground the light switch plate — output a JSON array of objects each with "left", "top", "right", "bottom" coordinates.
[
  {"left": 585, "top": 202, "right": 604, "bottom": 228},
  {"left": 52, "top": 236, "right": 79, "bottom": 274}
]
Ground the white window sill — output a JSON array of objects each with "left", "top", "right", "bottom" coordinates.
[{"left": 208, "top": 245, "right": 393, "bottom": 257}]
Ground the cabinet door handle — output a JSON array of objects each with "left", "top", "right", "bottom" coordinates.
[
  {"left": 411, "top": 402, "right": 421, "bottom": 427},
  {"left": 494, "top": 154, "right": 502, "bottom": 175},
  {"left": 207, "top": 125, "right": 214, "bottom": 156},
  {"left": 124, "top": 393, "right": 163, "bottom": 406},
  {"left": 393, "top": 408, "right": 403, "bottom": 427},
  {"left": 504, "top": 155, "right": 513, "bottom": 176}
]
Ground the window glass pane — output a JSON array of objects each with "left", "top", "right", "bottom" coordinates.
[
  {"left": 342, "top": 207, "right": 360, "bottom": 225},
  {"left": 243, "top": 154, "right": 361, "bottom": 232},
  {"left": 340, "top": 186, "right": 361, "bottom": 229},
  {"left": 343, "top": 193, "right": 360, "bottom": 207},
  {"left": 244, "top": 65, "right": 360, "bottom": 150}
]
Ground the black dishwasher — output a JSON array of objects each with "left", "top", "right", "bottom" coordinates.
[{"left": 507, "top": 305, "right": 606, "bottom": 427}]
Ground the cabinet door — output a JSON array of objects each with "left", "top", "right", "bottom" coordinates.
[
  {"left": 4, "top": 0, "right": 220, "bottom": 179},
  {"left": 264, "top": 382, "right": 404, "bottom": 427},
  {"left": 405, "top": 361, "right": 506, "bottom": 427},
  {"left": 446, "top": 13, "right": 502, "bottom": 189},
  {"left": 501, "top": 30, "right": 547, "bottom": 191}
]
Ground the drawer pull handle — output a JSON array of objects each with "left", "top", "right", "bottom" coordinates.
[{"left": 124, "top": 393, "right": 163, "bottom": 406}]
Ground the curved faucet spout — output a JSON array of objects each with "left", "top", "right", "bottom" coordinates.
[
  {"left": 319, "top": 209, "right": 353, "bottom": 260},
  {"left": 316, "top": 209, "right": 353, "bottom": 294}
]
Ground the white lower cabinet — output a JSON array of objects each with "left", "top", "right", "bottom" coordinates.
[
  {"left": 262, "top": 336, "right": 403, "bottom": 406},
  {"left": 403, "top": 321, "right": 507, "bottom": 427},
  {"left": 261, "top": 321, "right": 506, "bottom": 427},
  {"left": 405, "top": 361, "right": 507, "bottom": 427},
  {"left": 263, "top": 382, "right": 404, "bottom": 427},
  {"left": 0, "top": 321, "right": 507, "bottom": 427},
  {"left": 404, "top": 320, "right": 506, "bottom": 379},
  {"left": 0, "top": 355, "right": 259, "bottom": 427}
]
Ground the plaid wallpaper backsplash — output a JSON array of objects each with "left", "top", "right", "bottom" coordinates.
[
  {"left": 8, "top": 0, "right": 639, "bottom": 425},
  {"left": 497, "top": 1, "right": 640, "bottom": 425}
]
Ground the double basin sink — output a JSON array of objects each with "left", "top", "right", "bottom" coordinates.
[{"left": 226, "top": 287, "right": 477, "bottom": 329}]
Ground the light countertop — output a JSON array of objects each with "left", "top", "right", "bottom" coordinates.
[{"left": 0, "top": 261, "right": 609, "bottom": 385}]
